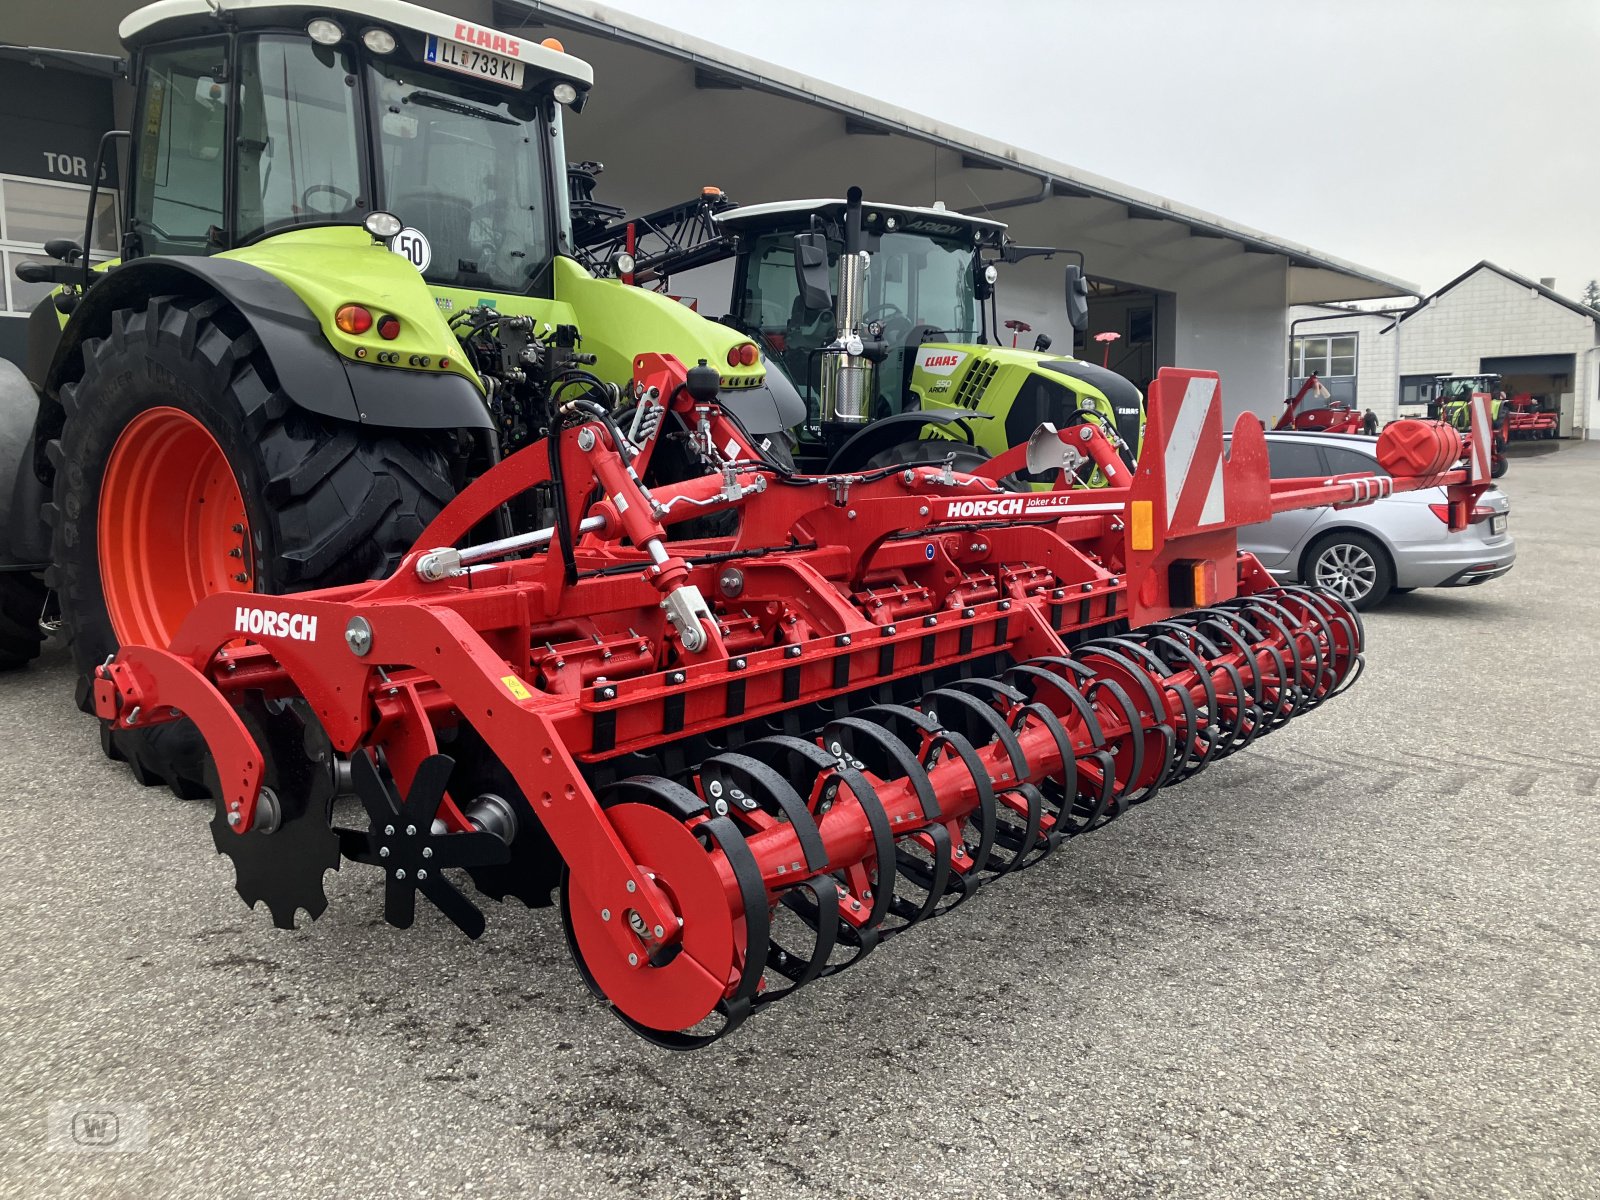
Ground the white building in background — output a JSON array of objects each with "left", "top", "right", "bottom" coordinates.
[{"left": 1289, "top": 262, "right": 1600, "bottom": 439}]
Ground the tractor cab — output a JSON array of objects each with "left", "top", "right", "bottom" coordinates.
[
  {"left": 719, "top": 198, "right": 1002, "bottom": 421},
  {"left": 105, "top": 1, "right": 591, "bottom": 290},
  {"left": 713, "top": 192, "right": 1140, "bottom": 476}
]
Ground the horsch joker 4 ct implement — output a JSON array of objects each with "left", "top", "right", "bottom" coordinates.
[{"left": 93, "top": 353, "right": 1492, "bottom": 1047}]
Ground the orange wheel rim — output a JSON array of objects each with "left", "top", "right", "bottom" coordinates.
[{"left": 99, "top": 406, "right": 252, "bottom": 648}]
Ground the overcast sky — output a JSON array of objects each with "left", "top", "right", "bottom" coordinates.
[{"left": 592, "top": 0, "right": 1600, "bottom": 300}]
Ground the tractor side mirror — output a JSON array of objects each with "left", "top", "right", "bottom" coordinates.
[
  {"left": 1064, "top": 264, "right": 1089, "bottom": 333},
  {"left": 792, "top": 232, "right": 832, "bottom": 313},
  {"left": 44, "top": 239, "right": 83, "bottom": 264}
]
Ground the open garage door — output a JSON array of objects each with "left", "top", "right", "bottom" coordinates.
[
  {"left": 1481, "top": 353, "right": 1576, "bottom": 438},
  {"left": 1075, "top": 279, "right": 1176, "bottom": 396}
]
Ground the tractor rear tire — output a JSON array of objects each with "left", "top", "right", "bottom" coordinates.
[
  {"left": 0, "top": 571, "right": 46, "bottom": 670},
  {"left": 49, "top": 294, "right": 455, "bottom": 797}
]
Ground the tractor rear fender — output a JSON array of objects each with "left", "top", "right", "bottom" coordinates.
[
  {"left": 13, "top": 256, "right": 492, "bottom": 567},
  {"left": 41, "top": 256, "right": 494, "bottom": 433}
]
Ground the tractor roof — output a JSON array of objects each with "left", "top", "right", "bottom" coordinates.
[
  {"left": 715, "top": 198, "right": 1007, "bottom": 241},
  {"left": 119, "top": 0, "right": 594, "bottom": 89}
]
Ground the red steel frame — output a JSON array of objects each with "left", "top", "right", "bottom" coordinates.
[{"left": 89, "top": 361, "right": 1488, "bottom": 1038}]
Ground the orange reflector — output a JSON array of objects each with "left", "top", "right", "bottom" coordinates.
[
  {"left": 335, "top": 304, "right": 373, "bottom": 335},
  {"left": 1166, "top": 558, "right": 1218, "bottom": 608},
  {"left": 541, "top": 37, "right": 565, "bottom": 51},
  {"left": 1130, "top": 499, "right": 1153, "bottom": 550}
]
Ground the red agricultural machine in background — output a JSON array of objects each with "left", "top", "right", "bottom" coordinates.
[
  {"left": 92, "top": 356, "right": 1491, "bottom": 1048},
  {"left": 1506, "top": 393, "right": 1559, "bottom": 440},
  {"left": 1275, "top": 374, "right": 1364, "bottom": 433}
]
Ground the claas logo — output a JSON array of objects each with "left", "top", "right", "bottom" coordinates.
[
  {"left": 453, "top": 23, "right": 522, "bottom": 56},
  {"left": 922, "top": 354, "right": 961, "bottom": 368}
]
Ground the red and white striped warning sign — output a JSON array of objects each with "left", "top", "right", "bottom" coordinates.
[
  {"left": 1468, "top": 394, "right": 1493, "bottom": 483},
  {"left": 1163, "top": 374, "right": 1228, "bottom": 530}
]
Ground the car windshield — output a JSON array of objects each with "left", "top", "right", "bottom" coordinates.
[{"left": 369, "top": 61, "right": 550, "bottom": 293}]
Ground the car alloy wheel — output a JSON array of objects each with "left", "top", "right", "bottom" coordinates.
[{"left": 1313, "top": 541, "right": 1378, "bottom": 603}]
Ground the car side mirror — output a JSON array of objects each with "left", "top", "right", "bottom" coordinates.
[
  {"left": 792, "top": 232, "right": 832, "bottom": 313},
  {"left": 1064, "top": 264, "right": 1089, "bottom": 333}
]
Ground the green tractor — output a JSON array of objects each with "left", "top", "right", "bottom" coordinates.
[
  {"left": 0, "top": 0, "right": 792, "bottom": 784},
  {"left": 1427, "top": 374, "right": 1510, "bottom": 478},
  {"left": 577, "top": 185, "right": 1145, "bottom": 479}
]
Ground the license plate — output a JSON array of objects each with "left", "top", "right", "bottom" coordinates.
[
  {"left": 424, "top": 35, "right": 525, "bottom": 88},
  {"left": 1490, "top": 514, "right": 1507, "bottom": 536}
]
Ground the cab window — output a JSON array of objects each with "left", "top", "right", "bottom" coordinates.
[
  {"left": 133, "top": 39, "right": 228, "bottom": 254},
  {"left": 234, "top": 35, "right": 363, "bottom": 242}
]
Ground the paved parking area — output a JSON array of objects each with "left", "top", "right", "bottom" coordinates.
[{"left": 2, "top": 443, "right": 1597, "bottom": 1200}]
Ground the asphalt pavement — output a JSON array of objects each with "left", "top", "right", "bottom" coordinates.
[{"left": 2, "top": 441, "right": 1597, "bottom": 1200}]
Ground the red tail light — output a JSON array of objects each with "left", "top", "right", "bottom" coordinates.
[
  {"left": 727, "top": 342, "right": 758, "bottom": 368},
  {"left": 1429, "top": 503, "right": 1495, "bottom": 524},
  {"left": 335, "top": 304, "right": 373, "bottom": 335}
]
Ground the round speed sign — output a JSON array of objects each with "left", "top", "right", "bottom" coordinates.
[{"left": 388, "top": 227, "right": 432, "bottom": 273}]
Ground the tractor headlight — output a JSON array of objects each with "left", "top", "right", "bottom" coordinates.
[
  {"left": 306, "top": 18, "right": 344, "bottom": 45},
  {"left": 552, "top": 82, "right": 578, "bottom": 106},
  {"left": 364, "top": 211, "right": 403, "bottom": 240},
  {"left": 362, "top": 28, "right": 397, "bottom": 54},
  {"left": 610, "top": 250, "right": 636, "bottom": 277},
  {"left": 984, "top": 264, "right": 998, "bottom": 285}
]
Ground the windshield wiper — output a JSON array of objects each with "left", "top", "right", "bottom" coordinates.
[{"left": 403, "top": 89, "right": 516, "bottom": 126}]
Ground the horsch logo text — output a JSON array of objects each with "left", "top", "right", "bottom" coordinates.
[{"left": 235, "top": 607, "right": 318, "bottom": 642}]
